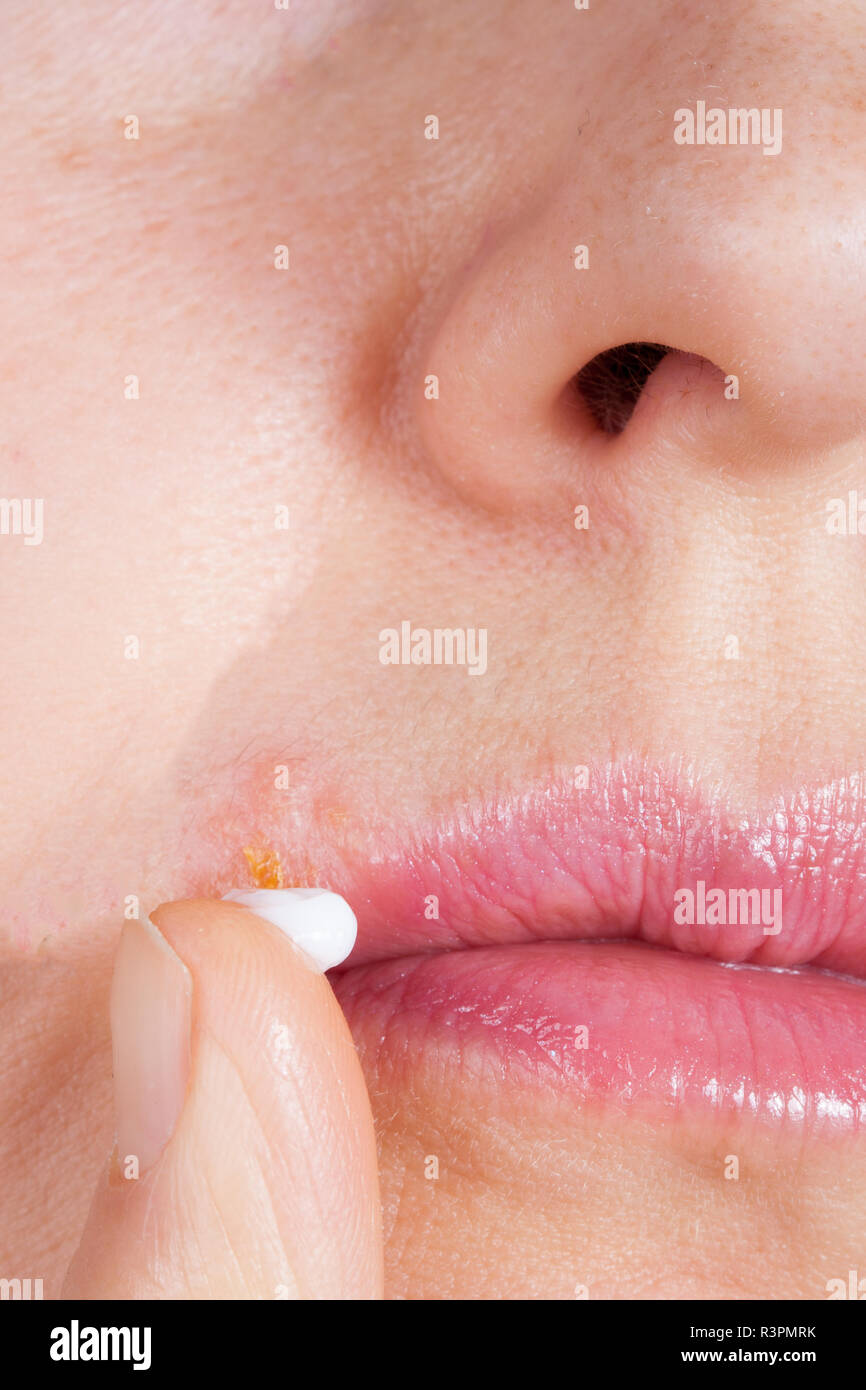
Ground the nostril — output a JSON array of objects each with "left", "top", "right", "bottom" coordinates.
[{"left": 571, "top": 342, "right": 672, "bottom": 436}]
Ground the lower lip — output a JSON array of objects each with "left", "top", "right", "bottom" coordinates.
[{"left": 334, "top": 940, "right": 866, "bottom": 1136}]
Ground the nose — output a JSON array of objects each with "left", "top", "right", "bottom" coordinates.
[{"left": 419, "top": 56, "right": 866, "bottom": 518}]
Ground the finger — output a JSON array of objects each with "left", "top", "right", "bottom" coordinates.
[{"left": 63, "top": 894, "right": 382, "bottom": 1299}]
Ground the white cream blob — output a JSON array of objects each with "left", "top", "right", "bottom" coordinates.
[{"left": 221, "top": 887, "right": 357, "bottom": 971}]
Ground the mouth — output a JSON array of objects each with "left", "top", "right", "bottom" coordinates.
[{"left": 235, "top": 760, "right": 866, "bottom": 1136}]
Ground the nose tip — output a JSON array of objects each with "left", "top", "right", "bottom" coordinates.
[{"left": 419, "top": 147, "right": 866, "bottom": 515}]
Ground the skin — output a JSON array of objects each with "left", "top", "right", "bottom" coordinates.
[{"left": 1, "top": 0, "right": 865, "bottom": 1298}]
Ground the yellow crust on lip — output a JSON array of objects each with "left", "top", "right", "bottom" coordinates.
[
  {"left": 242, "top": 845, "right": 319, "bottom": 889},
  {"left": 243, "top": 846, "right": 284, "bottom": 889}
]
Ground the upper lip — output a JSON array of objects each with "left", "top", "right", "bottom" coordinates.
[{"left": 315, "top": 760, "right": 866, "bottom": 976}]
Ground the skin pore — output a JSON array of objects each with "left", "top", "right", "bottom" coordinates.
[{"left": 2, "top": 0, "right": 866, "bottom": 1298}]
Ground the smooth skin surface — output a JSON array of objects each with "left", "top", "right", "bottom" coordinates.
[{"left": 1, "top": 0, "right": 865, "bottom": 1298}]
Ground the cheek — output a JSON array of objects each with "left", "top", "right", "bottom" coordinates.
[
  {"left": 0, "top": 951, "right": 114, "bottom": 1297},
  {"left": 274, "top": 0, "right": 390, "bottom": 54}
]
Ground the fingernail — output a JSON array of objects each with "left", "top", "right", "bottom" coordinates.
[
  {"left": 221, "top": 888, "right": 357, "bottom": 971},
  {"left": 111, "top": 916, "right": 192, "bottom": 1176}
]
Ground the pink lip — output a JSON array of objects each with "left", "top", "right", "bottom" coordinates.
[
  {"left": 334, "top": 943, "right": 866, "bottom": 1135},
  {"left": 328, "top": 761, "right": 866, "bottom": 977},
  {"left": 321, "top": 762, "right": 866, "bottom": 1133}
]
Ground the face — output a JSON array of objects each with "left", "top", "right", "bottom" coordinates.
[{"left": 3, "top": 0, "right": 866, "bottom": 1299}]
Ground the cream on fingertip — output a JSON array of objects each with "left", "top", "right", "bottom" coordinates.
[{"left": 221, "top": 887, "right": 357, "bottom": 971}]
